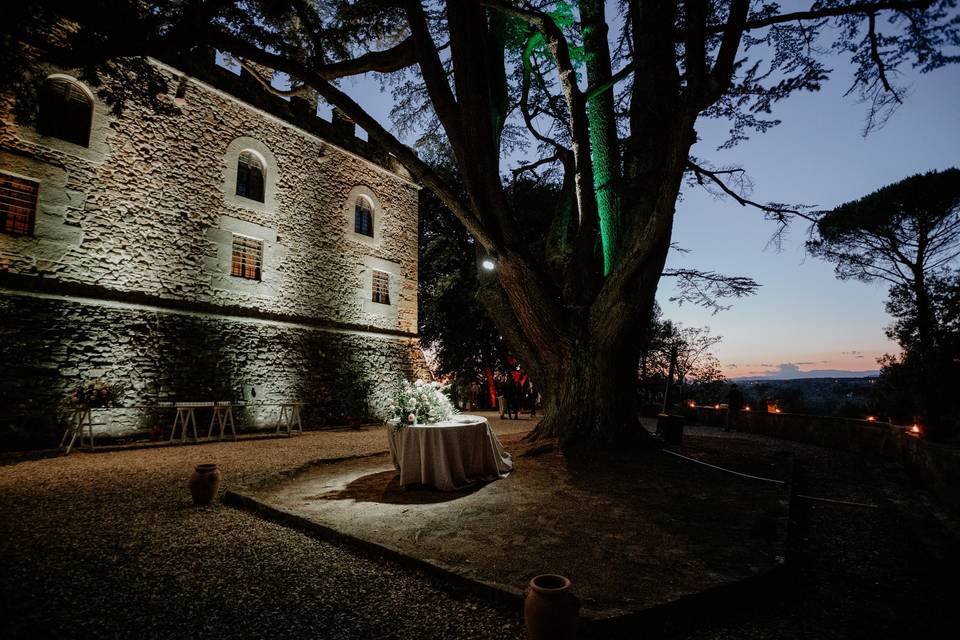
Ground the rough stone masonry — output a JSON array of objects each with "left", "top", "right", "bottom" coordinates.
[{"left": 0, "top": 54, "right": 429, "bottom": 450}]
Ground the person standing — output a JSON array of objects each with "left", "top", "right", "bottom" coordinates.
[
  {"left": 505, "top": 378, "right": 521, "bottom": 420},
  {"left": 726, "top": 383, "right": 744, "bottom": 432}
]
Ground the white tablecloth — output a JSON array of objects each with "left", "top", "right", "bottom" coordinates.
[{"left": 387, "top": 415, "right": 513, "bottom": 491}]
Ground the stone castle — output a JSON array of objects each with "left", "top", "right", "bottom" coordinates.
[{"left": 0, "top": 53, "right": 429, "bottom": 450}]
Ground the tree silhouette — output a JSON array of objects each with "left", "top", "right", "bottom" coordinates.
[{"left": 808, "top": 168, "right": 960, "bottom": 436}]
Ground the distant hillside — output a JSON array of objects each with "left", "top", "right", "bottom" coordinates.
[
  {"left": 728, "top": 376, "right": 879, "bottom": 418},
  {"left": 733, "top": 370, "right": 880, "bottom": 381}
]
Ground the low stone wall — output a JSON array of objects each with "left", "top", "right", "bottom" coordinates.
[
  {"left": 691, "top": 407, "right": 960, "bottom": 513},
  {"left": 0, "top": 291, "right": 429, "bottom": 451}
]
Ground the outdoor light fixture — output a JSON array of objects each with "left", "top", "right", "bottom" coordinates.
[
  {"left": 909, "top": 423, "right": 922, "bottom": 436},
  {"left": 867, "top": 416, "right": 876, "bottom": 422},
  {"left": 481, "top": 257, "right": 496, "bottom": 271},
  {"left": 744, "top": 405, "right": 752, "bottom": 412}
]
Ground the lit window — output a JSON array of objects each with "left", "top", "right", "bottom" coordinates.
[
  {"left": 38, "top": 77, "right": 93, "bottom": 147},
  {"left": 0, "top": 172, "right": 39, "bottom": 236},
  {"left": 236, "top": 151, "right": 265, "bottom": 202},
  {"left": 231, "top": 234, "right": 262, "bottom": 280},
  {"left": 372, "top": 270, "right": 390, "bottom": 305},
  {"left": 354, "top": 197, "right": 373, "bottom": 237}
]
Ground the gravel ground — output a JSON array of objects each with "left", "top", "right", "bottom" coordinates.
[
  {"left": 0, "top": 414, "right": 531, "bottom": 640},
  {"left": 2, "top": 415, "right": 957, "bottom": 639}
]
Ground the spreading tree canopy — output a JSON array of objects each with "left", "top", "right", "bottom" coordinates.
[
  {"left": 5, "top": 1, "right": 958, "bottom": 446},
  {"left": 808, "top": 168, "right": 960, "bottom": 436}
]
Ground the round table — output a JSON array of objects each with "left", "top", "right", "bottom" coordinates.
[{"left": 386, "top": 415, "right": 513, "bottom": 491}]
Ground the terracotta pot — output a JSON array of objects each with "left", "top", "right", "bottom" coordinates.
[
  {"left": 524, "top": 574, "right": 580, "bottom": 640},
  {"left": 189, "top": 463, "right": 222, "bottom": 506}
]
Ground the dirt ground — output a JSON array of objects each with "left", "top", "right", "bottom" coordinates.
[
  {"left": 242, "top": 425, "right": 791, "bottom": 618},
  {"left": 2, "top": 412, "right": 958, "bottom": 639}
]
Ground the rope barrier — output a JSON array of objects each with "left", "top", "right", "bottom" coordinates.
[
  {"left": 660, "top": 448, "right": 785, "bottom": 485},
  {"left": 660, "top": 448, "right": 880, "bottom": 509},
  {"left": 795, "top": 494, "right": 879, "bottom": 509}
]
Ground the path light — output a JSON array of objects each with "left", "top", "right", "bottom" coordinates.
[
  {"left": 744, "top": 405, "right": 751, "bottom": 412},
  {"left": 687, "top": 399, "right": 696, "bottom": 408},
  {"left": 909, "top": 423, "right": 922, "bottom": 436},
  {"left": 714, "top": 403, "right": 720, "bottom": 410},
  {"left": 867, "top": 416, "right": 876, "bottom": 422}
]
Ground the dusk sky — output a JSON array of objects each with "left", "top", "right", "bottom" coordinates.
[
  {"left": 664, "top": 53, "right": 960, "bottom": 379},
  {"left": 322, "top": 6, "right": 960, "bottom": 380}
]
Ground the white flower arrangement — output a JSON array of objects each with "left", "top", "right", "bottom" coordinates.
[{"left": 388, "top": 379, "right": 457, "bottom": 431}]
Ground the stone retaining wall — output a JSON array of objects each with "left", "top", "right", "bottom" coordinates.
[
  {"left": 691, "top": 407, "right": 960, "bottom": 513},
  {"left": 0, "top": 292, "right": 429, "bottom": 451}
]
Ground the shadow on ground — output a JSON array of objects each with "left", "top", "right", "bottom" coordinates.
[
  {"left": 233, "top": 431, "right": 793, "bottom": 623},
  {"left": 307, "top": 469, "right": 484, "bottom": 504}
]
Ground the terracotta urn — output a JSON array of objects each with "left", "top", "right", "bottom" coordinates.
[
  {"left": 524, "top": 574, "right": 580, "bottom": 640},
  {"left": 189, "top": 463, "right": 222, "bottom": 506}
]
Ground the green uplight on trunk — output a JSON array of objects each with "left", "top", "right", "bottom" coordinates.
[
  {"left": 578, "top": 0, "right": 621, "bottom": 277},
  {"left": 583, "top": 22, "right": 618, "bottom": 277},
  {"left": 588, "top": 97, "right": 617, "bottom": 276}
]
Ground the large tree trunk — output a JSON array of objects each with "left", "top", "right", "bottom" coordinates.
[{"left": 529, "top": 328, "right": 653, "bottom": 448}]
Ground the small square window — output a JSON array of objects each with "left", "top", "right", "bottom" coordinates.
[
  {"left": 231, "top": 234, "right": 262, "bottom": 280},
  {"left": 372, "top": 270, "right": 390, "bottom": 305},
  {"left": 354, "top": 199, "right": 373, "bottom": 237},
  {"left": 0, "top": 172, "right": 39, "bottom": 237}
]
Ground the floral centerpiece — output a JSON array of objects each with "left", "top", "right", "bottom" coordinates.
[
  {"left": 62, "top": 379, "right": 124, "bottom": 410},
  {"left": 388, "top": 379, "right": 457, "bottom": 431}
]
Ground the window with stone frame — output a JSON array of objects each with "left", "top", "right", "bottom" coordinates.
[
  {"left": 38, "top": 77, "right": 93, "bottom": 147},
  {"left": 231, "top": 234, "right": 262, "bottom": 280},
  {"left": 372, "top": 270, "right": 390, "bottom": 305},
  {"left": 235, "top": 151, "right": 265, "bottom": 202},
  {"left": 354, "top": 197, "right": 374, "bottom": 237},
  {"left": 0, "top": 172, "right": 39, "bottom": 237}
]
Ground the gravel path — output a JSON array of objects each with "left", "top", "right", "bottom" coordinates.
[
  {"left": 2, "top": 415, "right": 957, "bottom": 639},
  {"left": 0, "top": 415, "right": 531, "bottom": 640}
]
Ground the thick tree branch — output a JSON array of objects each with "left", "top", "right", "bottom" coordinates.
[
  {"left": 868, "top": 11, "right": 904, "bottom": 103},
  {"left": 683, "top": 0, "right": 710, "bottom": 100},
  {"left": 481, "top": 0, "right": 599, "bottom": 233},
  {"left": 722, "top": 1, "right": 932, "bottom": 34},
  {"left": 512, "top": 152, "right": 564, "bottom": 179},
  {"left": 520, "top": 33, "right": 570, "bottom": 154},
  {"left": 402, "top": 0, "right": 463, "bottom": 147},
  {"left": 687, "top": 160, "right": 819, "bottom": 224},
  {"left": 705, "top": 0, "right": 750, "bottom": 104},
  {"left": 586, "top": 1, "right": 931, "bottom": 104},
  {"left": 319, "top": 37, "right": 419, "bottom": 79}
]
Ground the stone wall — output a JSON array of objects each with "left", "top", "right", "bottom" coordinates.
[
  {"left": 0, "top": 292, "right": 430, "bottom": 451},
  {"left": 0, "top": 58, "right": 429, "bottom": 450},
  {"left": 690, "top": 407, "right": 960, "bottom": 513}
]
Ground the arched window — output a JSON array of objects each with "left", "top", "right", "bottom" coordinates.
[
  {"left": 38, "top": 76, "right": 93, "bottom": 147},
  {"left": 354, "top": 196, "right": 373, "bottom": 237},
  {"left": 236, "top": 151, "right": 265, "bottom": 202}
]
